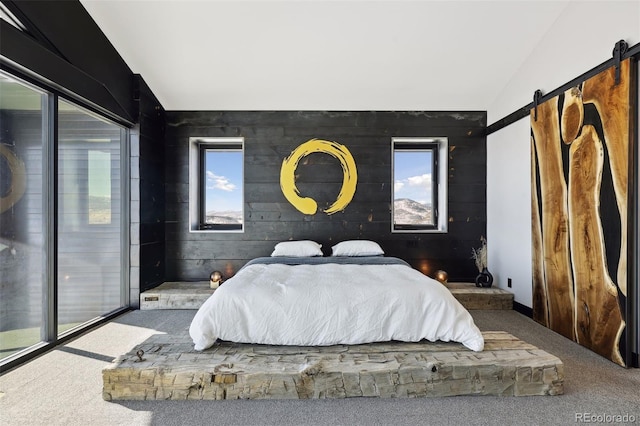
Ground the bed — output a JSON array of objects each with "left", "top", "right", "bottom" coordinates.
[{"left": 189, "top": 240, "right": 484, "bottom": 352}]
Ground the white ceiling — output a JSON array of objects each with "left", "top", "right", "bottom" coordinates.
[{"left": 79, "top": 0, "right": 571, "bottom": 111}]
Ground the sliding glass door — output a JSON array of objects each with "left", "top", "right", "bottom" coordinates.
[{"left": 0, "top": 70, "right": 129, "bottom": 366}]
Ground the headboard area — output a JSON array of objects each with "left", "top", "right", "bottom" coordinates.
[{"left": 164, "top": 111, "right": 487, "bottom": 282}]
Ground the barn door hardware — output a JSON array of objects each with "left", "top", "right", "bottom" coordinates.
[
  {"left": 612, "top": 39, "right": 628, "bottom": 85},
  {"left": 488, "top": 40, "right": 640, "bottom": 135},
  {"left": 533, "top": 89, "right": 543, "bottom": 121}
]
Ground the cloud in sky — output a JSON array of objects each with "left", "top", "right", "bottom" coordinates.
[
  {"left": 396, "top": 174, "right": 431, "bottom": 193},
  {"left": 407, "top": 173, "right": 431, "bottom": 187},
  {"left": 395, "top": 173, "right": 432, "bottom": 205},
  {"left": 206, "top": 170, "right": 236, "bottom": 192}
]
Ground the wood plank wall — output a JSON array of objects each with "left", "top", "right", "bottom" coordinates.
[
  {"left": 134, "top": 76, "right": 167, "bottom": 293},
  {"left": 164, "top": 111, "right": 487, "bottom": 282}
]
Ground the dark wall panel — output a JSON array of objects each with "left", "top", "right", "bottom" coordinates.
[
  {"left": 165, "top": 111, "right": 486, "bottom": 282},
  {"left": 134, "top": 76, "right": 166, "bottom": 292},
  {"left": 1, "top": 1, "right": 135, "bottom": 123}
]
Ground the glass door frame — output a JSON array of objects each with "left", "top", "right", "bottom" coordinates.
[{"left": 0, "top": 68, "right": 131, "bottom": 374}]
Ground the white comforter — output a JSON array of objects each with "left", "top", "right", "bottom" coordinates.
[{"left": 189, "top": 260, "right": 484, "bottom": 352}]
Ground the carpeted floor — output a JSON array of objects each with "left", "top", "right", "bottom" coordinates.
[{"left": 1, "top": 309, "right": 638, "bottom": 426}]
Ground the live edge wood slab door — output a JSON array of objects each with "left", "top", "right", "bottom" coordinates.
[{"left": 531, "top": 58, "right": 636, "bottom": 367}]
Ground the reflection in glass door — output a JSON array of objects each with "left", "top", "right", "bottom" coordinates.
[
  {"left": 57, "top": 100, "right": 125, "bottom": 335},
  {"left": 0, "top": 73, "right": 47, "bottom": 360}
]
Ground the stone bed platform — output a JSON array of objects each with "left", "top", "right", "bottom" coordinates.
[
  {"left": 140, "top": 281, "right": 212, "bottom": 310},
  {"left": 141, "top": 281, "right": 514, "bottom": 311},
  {"left": 103, "top": 331, "right": 563, "bottom": 400},
  {"left": 444, "top": 282, "right": 514, "bottom": 310}
]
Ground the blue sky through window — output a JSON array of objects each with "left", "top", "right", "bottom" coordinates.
[
  {"left": 205, "top": 150, "right": 242, "bottom": 213},
  {"left": 394, "top": 150, "right": 433, "bottom": 205}
]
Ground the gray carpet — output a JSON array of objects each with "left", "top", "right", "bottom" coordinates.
[{"left": 1, "top": 309, "right": 638, "bottom": 426}]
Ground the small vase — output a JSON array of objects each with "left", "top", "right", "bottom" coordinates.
[{"left": 475, "top": 267, "right": 493, "bottom": 288}]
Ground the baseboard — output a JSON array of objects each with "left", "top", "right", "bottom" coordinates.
[{"left": 513, "top": 301, "right": 533, "bottom": 318}]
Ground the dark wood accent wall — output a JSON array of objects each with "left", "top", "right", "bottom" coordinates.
[
  {"left": 165, "top": 111, "right": 487, "bottom": 282},
  {"left": 133, "top": 76, "right": 166, "bottom": 292}
]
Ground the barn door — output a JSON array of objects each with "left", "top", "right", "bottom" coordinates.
[{"left": 531, "top": 58, "right": 637, "bottom": 367}]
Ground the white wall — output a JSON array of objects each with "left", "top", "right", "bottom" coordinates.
[
  {"left": 487, "top": 119, "right": 532, "bottom": 306},
  {"left": 487, "top": 1, "right": 640, "bottom": 308}
]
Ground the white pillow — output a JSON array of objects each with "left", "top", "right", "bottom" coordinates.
[
  {"left": 271, "top": 240, "right": 323, "bottom": 257},
  {"left": 331, "top": 240, "right": 384, "bottom": 257}
]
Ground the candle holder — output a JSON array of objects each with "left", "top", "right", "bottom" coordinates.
[
  {"left": 210, "top": 270, "right": 223, "bottom": 289},
  {"left": 434, "top": 270, "right": 448, "bottom": 284}
]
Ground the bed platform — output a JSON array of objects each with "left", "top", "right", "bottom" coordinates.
[
  {"left": 102, "top": 330, "right": 563, "bottom": 400},
  {"left": 140, "top": 280, "right": 514, "bottom": 311}
]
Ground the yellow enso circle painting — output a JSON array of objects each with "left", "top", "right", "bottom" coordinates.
[{"left": 280, "top": 139, "right": 357, "bottom": 215}]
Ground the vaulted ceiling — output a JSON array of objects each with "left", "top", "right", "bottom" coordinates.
[{"left": 79, "top": 0, "right": 571, "bottom": 111}]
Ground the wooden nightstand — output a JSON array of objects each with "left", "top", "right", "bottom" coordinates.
[{"left": 444, "top": 282, "right": 513, "bottom": 310}]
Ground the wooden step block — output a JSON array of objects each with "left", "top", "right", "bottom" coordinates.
[
  {"left": 140, "top": 281, "right": 213, "bottom": 310},
  {"left": 445, "top": 282, "right": 514, "bottom": 310},
  {"left": 103, "top": 331, "right": 563, "bottom": 400}
]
